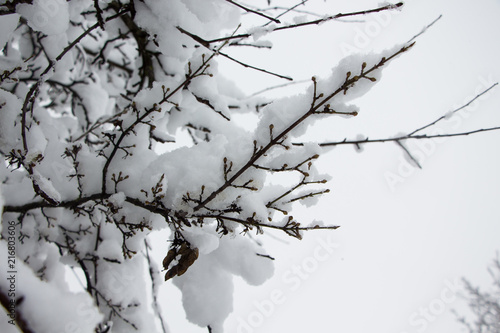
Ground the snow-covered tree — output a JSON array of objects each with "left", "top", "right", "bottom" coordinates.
[
  {"left": 455, "top": 255, "right": 500, "bottom": 333},
  {"left": 0, "top": 1, "right": 498, "bottom": 332}
]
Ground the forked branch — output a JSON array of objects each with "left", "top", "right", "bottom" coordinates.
[
  {"left": 193, "top": 43, "right": 414, "bottom": 212},
  {"left": 292, "top": 83, "right": 500, "bottom": 150},
  {"left": 206, "top": 2, "right": 404, "bottom": 44}
]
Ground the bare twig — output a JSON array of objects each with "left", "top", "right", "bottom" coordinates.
[
  {"left": 262, "top": 0, "right": 311, "bottom": 26},
  {"left": 56, "top": 10, "right": 130, "bottom": 63},
  {"left": 395, "top": 140, "right": 422, "bottom": 169},
  {"left": 407, "top": 15, "right": 443, "bottom": 44},
  {"left": 408, "top": 83, "right": 498, "bottom": 136},
  {"left": 206, "top": 2, "right": 404, "bottom": 44},
  {"left": 176, "top": 26, "right": 293, "bottom": 81},
  {"left": 218, "top": 51, "right": 293, "bottom": 81},
  {"left": 144, "top": 239, "right": 168, "bottom": 333},
  {"left": 292, "top": 126, "right": 500, "bottom": 148},
  {"left": 247, "top": 79, "right": 309, "bottom": 97},
  {"left": 293, "top": 83, "right": 500, "bottom": 148},
  {"left": 225, "top": 0, "right": 281, "bottom": 23},
  {"left": 195, "top": 214, "right": 339, "bottom": 234}
]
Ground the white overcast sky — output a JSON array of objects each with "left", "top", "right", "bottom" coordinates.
[{"left": 160, "top": 0, "right": 500, "bottom": 332}]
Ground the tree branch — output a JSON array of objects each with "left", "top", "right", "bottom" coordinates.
[
  {"left": 205, "top": 2, "right": 404, "bottom": 44},
  {"left": 195, "top": 214, "right": 339, "bottom": 234},
  {"left": 262, "top": 0, "right": 311, "bottom": 27},
  {"left": 292, "top": 127, "right": 500, "bottom": 148},
  {"left": 408, "top": 83, "right": 498, "bottom": 136},
  {"left": 193, "top": 43, "right": 414, "bottom": 212},
  {"left": 407, "top": 14, "right": 442, "bottom": 44},
  {"left": 395, "top": 140, "right": 422, "bottom": 169},
  {"left": 293, "top": 83, "right": 500, "bottom": 148},
  {"left": 176, "top": 26, "right": 293, "bottom": 81},
  {"left": 19, "top": 6, "right": 131, "bottom": 174},
  {"left": 225, "top": 0, "right": 281, "bottom": 23},
  {"left": 100, "top": 48, "right": 219, "bottom": 195}
]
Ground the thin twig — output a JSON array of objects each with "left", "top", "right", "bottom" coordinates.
[
  {"left": 262, "top": 0, "right": 310, "bottom": 26},
  {"left": 144, "top": 239, "right": 168, "bottom": 333},
  {"left": 408, "top": 83, "right": 498, "bottom": 136},
  {"left": 292, "top": 126, "right": 500, "bottom": 147},
  {"left": 176, "top": 26, "right": 293, "bottom": 81},
  {"left": 407, "top": 15, "right": 443, "bottom": 44},
  {"left": 248, "top": 79, "right": 309, "bottom": 97},
  {"left": 395, "top": 140, "right": 422, "bottom": 169},
  {"left": 292, "top": 126, "right": 500, "bottom": 148},
  {"left": 293, "top": 83, "right": 500, "bottom": 148},
  {"left": 206, "top": 2, "right": 404, "bottom": 44},
  {"left": 225, "top": 0, "right": 280, "bottom": 23},
  {"left": 71, "top": 109, "right": 130, "bottom": 142},
  {"left": 218, "top": 51, "right": 293, "bottom": 81},
  {"left": 195, "top": 214, "right": 339, "bottom": 232},
  {"left": 56, "top": 10, "right": 130, "bottom": 63}
]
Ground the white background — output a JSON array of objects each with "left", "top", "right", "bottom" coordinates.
[{"left": 160, "top": 0, "right": 500, "bottom": 332}]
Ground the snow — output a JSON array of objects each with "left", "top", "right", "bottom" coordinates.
[
  {"left": 0, "top": 14, "right": 19, "bottom": 50},
  {"left": 255, "top": 93, "right": 313, "bottom": 144},
  {"left": 182, "top": 225, "right": 220, "bottom": 255},
  {"left": 109, "top": 192, "right": 126, "bottom": 207},
  {"left": 0, "top": 89, "right": 22, "bottom": 152},
  {"left": 31, "top": 170, "right": 62, "bottom": 204},
  {"left": 314, "top": 45, "right": 407, "bottom": 113},
  {"left": 253, "top": 47, "right": 403, "bottom": 147},
  {"left": 75, "top": 146, "right": 107, "bottom": 194},
  {"left": 0, "top": 240, "right": 103, "bottom": 333},
  {"left": 174, "top": 251, "right": 234, "bottom": 331},
  {"left": 25, "top": 124, "right": 48, "bottom": 163},
  {"left": 68, "top": 0, "right": 92, "bottom": 24},
  {"left": 94, "top": 257, "right": 159, "bottom": 332},
  {"left": 181, "top": 0, "right": 240, "bottom": 29},
  {"left": 72, "top": 79, "right": 112, "bottom": 124},
  {"left": 16, "top": 0, "right": 70, "bottom": 36},
  {"left": 293, "top": 15, "right": 308, "bottom": 24},
  {"left": 144, "top": 135, "right": 227, "bottom": 212},
  {"left": 173, "top": 234, "right": 274, "bottom": 331},
  {"left": 248, "top": 25, "right": 276, "bottom": 41}
]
